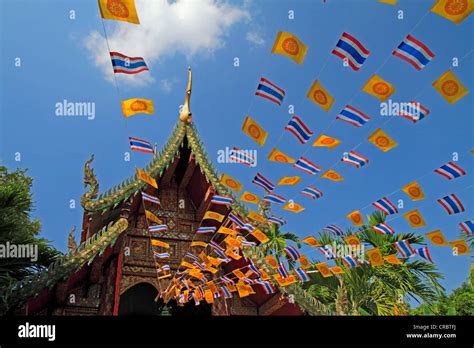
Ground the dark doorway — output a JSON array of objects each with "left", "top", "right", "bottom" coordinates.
[
  {"left": 168, "top": 299, "right": 212, "bottom": 316},
  {"left": 118, "top": 283, "right": 162, "bottom": 316}
]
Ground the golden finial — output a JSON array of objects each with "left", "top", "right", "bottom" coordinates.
[
  {"left": 179, "top": 67, "right": 193, "bottom": 123},
  {"left": 68, "top": 226, "right": 77, "bottom": 253}
]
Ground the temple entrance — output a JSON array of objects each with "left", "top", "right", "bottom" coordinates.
[{"left": 118, "top": 283, "right": 162, "bottom": 316}]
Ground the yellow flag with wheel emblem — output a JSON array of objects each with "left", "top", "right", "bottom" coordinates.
[
  {"left": 431, "top": 0, "right": 473, "bottom": 25},
  {"left": 315, "top": 262, "right": 333, "bottom": 278},
  {"left": 98, "top": 0, "right": 140, "bottom": 24},
  {"left": 403, "top": 209, "right": 426, "bottom": 228},
  {"left": 267, "top": 148, "right": 295, "bottom": 163},
  {"left": 366, "top": 248, "right": 385, "bottom": 266},
  {"left": 425, "top": 230, "right": 449, "bottom": 246},
  {"left": 449, "top": 239, "right": 471, "bottom": 255},
  {"left": 346, "top": 210, "right": 364, "bottom": 226},
  {"left": 344, "top": 234, "right": 361, "bottom": 246},
  {"left": 136, "top": 168, "right": 158, "bottom": 189},
  {"left": 122, "top": 98, "right": 154, "bottom": 117},
  {"left": 321, "top": 170, "right": 344, "bottom": 182},
  {"left": 432, "top": 70, "right": 469, "bottom": 104},
  {"left": 220, "top": 174, "right": 243, "bottom": 193},
  {"left": 145, "top": 210, "right": 162, "bottom": 224},
  {"left": 362, "top": 74, "right": 396, "bottom": 102},
  {"left": 277, "top": 176, "right": 301, "bottom": 186},
  {"left": 301, "top": 236, "right": 320, "bottom": 247},
  {"left": 271, "top": 31, "right": 308, "bottom": 64},
  {"left": 401, "top": 181, "right": 426, "bottom": 201},
  {"left": 368, "top": 128, "right": 398, "bottom": 152},
  {"left": 241, "top": 116, "right": 268, "bottom": 146},
  {"left": 283, "top": 201, "right": 305, "bottom": 213},
  {"left": 307, "top": 80, "right": 334, "bottom": 112},
  {"left": 203, "top": 211, "right": 225, "bottom": 222},
  {"left": 239, "top": 191, "right": 260, "bottom": 204},
  {"left": 312, "top": 134, "right": 341, "bottom": 149}
]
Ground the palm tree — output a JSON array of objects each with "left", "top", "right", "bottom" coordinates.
[
  {"left": 261, "top": 223, "right": 301, "bottom": 267},
  {"left": 306, "top": 211, "right": 444, "bottom": 315}
]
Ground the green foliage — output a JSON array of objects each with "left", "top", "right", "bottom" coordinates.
[
  {"left": 261, "top": 223, "right": 300, "bottom": 268},
  {"left": 0, "top": 166, "right": 61, "bottom": 312},
  {"left": 306, "top": 211, "right": 444, "bottom": 316}
]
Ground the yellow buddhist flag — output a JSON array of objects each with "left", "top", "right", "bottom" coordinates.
[
  {"left": 362, "top": 74, "right": 396, "bottom": 102},
  {"left": 432, "top": 69, "right": 469, "bottom": 104},
  {"left": 204, "top": 289, "right": 214, "bottom": 303},
  {"left": 145, "top": 210, "right": 162, "bottom": 224},
  {"left": 224, "top": 236, "right": 242, "bottom": 248},
  {"left": 401, "top": 181, "right": 426, "bottom": 201},
  {"left": 248, "top": 211, "right": 267, "bottom": 223},
  {"left": 233, "top": 269, "right": 246, "bottom": 279},
  {"left": 315, "top": 262, "right": 333, "bottom": 278},
  {"left": 366, "top": 248, "right": 385, "bottom": 266},
  {"left": 403, "top": 209, "right": 427, "bottom": 228},
  {"left": 242, "top": 116, "right": 268, "bottom": 146},
  {"left": 220, "top": 174, "right": 243, "bottom": 193},
  {"left": 251, "top": 229, "right": 269, "bottom": 243},
  {"left": 271, "top": 31, "right": 308, "bottom": 64},
  {"left": 199, "top": 251, "right": 210, "bottom": 264},
  {"left": 307, "top": 80, "right": 335, "bottom": 112},
  {"left": 260, "top": 269, "right": 271, "bottom": 281},
  {"left": 267, "top": 148, "right": 295, "bottom": 163},
  {"left": 122, "top": 98, "right": 154, "bottom": 117},
  {"left": 98, "top": 0, "right": 140, "bottom": 24},
  {"left": 273, "top": 274, "right": 297, "bottom": 287},
  {"left": 207, "top": 256, "right": 221, "bottom": 267},
  {"left": 277, "top": 176, "right": 302, "bottom": 186},
  {"left": 181, "top": 261, "right": 195, "bottom": 269},
  {"left": 302, "top": 236, "right": 320, "bottom": 247},
  {"left": 158, "top": 273, "right": 172, "bottom": 280},
  {"left": 136, "top": 168, "right": 158, "bottom": 189},
  {"left": 425, "top": 230, "right": 449, "bottom": 246},
  {"left": 449, "top": 239, "right": 471, "bottom": 255},
  {"left": 431, "top": 0, "right": 473, "bottom": 25},
  {"left": 203, "top": 211, "right": 225, "bottom": 222},
  {"left": 239, "top": 191, "right": 260, "bottom": 205},
  {"left": 225, "top": 248, "right": 242, "bottom": 260},
  {"left": 283, "top": 201, "right": 305, "bottom": 213},
  {"left": 236, "top": 282, "right": 253, "bottom": 297},
  {"left": 299, "top": 255, "right": 312, "bottom": 269},
  {"left": 312, "top": 134, "right": 341, "bottom": 149},
  {"left": 379, "top": 0, "right": 398, "bottom": 4},
  {"left": 330, "top": 266, "right": 345, "bottom": 275},
  {"left": 321, "top": 170, "right": 344, "bottom": 182},
  {"left": 217, "top": 226, "right": 236, "bottom": 235},
  {"left": 367, "top": 128, "right": 398, "bottom": 152},
  {"left": 346, "top": 210, "right": 364, "bottom": 226},
  {"left": 191, "top": 241, "right": 208, "bottom": 248},
  {"left": 384, "top": 254, "right": 403, "bottom": 265},
  {"left": 151, "top": 239, "right": 170, "bottom": 248},
  {"left": 344, "top": 234, "right": 361, "bottom": 246},
  {"left": 265, "top": 255, "right": 279, "bottom": 269}
]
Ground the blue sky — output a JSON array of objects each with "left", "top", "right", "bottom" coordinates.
[{"left": 1, "top": 0, "right": 472, "bottom": 295}]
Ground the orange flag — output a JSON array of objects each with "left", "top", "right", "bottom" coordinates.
[
  {"left": 401, "top": 181, "right": 426, "bottom": 201},
  {"left": 403, "top": 209, "right": 427, "bottom": 228},
  {"left": 362, "top": 74, "right": 396, "bottom": 102},
  {"left": 307, "top": 80, "right": 334, "bottom": 112},
  {"left": 450, "top": 239, "right": 471, "bottom": 255},
  {"left": 315, "top": 262, "right": 333, "bottom": 277},
  {"left": 239, "top": 191, "right": 260, "bottom": 205},
  {"left": 301, "top": 236, "right": 320, "bottom": 247},
  {"left": 346, "top": 210, "right": 364, "bottom": 226},
  {"left": 321, "top": 170, "right": 344, "bottom": 182},
  {"left": 312, "top": 134, "right": 341, "bottom": 149},
  {"left": 367, "top": 128, "right": 398, "bottom": 152},
  {"left": 344, "top": 234, "right": 361, "bottom": 246},
  {"left": 366, "top": 248, "right": 385, "bottom": 266},
  {"left": 425, "top": 230, "right": 449, "bottom": 246}
]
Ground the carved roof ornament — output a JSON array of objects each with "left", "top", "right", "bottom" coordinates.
[
  {"left": 179, "top": 67, "right": 193, "bottom": 123},
  {"left": 67, "top": 226, "right": 77, "bottom": 254}
]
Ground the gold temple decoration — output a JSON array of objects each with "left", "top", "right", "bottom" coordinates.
[
  {"left": 67, "top": 226, "right": 78, "bottom": 253},
  {"left": 179, "top": 66, "right": 193, "bottom": 123}
]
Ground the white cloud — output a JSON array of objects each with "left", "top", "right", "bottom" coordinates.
[
  {"left": 159, "top": 78, "right": 177, "bottom": 93},
  {"left": 246, "top": 31, "right": 265, "bottom": 46},
  {"left": 84, "top": 0, "right": 249, "bottom": 86}
]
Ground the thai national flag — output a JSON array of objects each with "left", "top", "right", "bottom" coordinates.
[
  {"left": 148, "top": 224, "right": 168, "bottom": 233},
  {"left": 228, "top": 212, "right": 245, "bottom": 228},
  {"left": 318, "top": 245, "right": 336, "bottom": 259},
  {"left": 242, "top": 223, "right": 255, "bottom": 232},
  {"left": 300, "top": 186, "right": 323, "bottom": 199},
  {"left": 249, "top": 261, "right": 262, "bottom": 277},
  {"left": 372, "top": 197, "right": 398, "bottom": 215},
  {"left": 341, "top": 150, "right": 369, "bottom": 168},
  {"left": 434, "top": 162, "right": 466, "bottom": 180},
  {"left": 153, "top": 251, "right": 170, "bottom": 259},
  {"left": 323, "top": 225, "right": 344, "bottom": 236},
  {"left": 221, "top": 285, "right": 232, "bottom": 299},
  {"left": 241, "top": 240, "right": 256, "bottom": 247},
  {"left": 392, "top": 35, "right": 435, "bottom": 71},
  {"left": 285, "top": 116, "right": 313, "bottom": 144},
  {"left": 263, "top": 193, "right": 286, "bottom": 205},
  {"left": 255, "top": 77, "right": 286, "bottom": 106},
  {"left": 399, "top": 101, "right": 430, "bottom": 123},
  {"left": 340, "top": 255, "right": 358, "bottom": 268},
  {"left": 209, "top": 240, "right": 225, "bottom": 252},
  {"left": 332, "top": 32, "right": 370, "bottom": 71},
  {"left": 278, "top": 262, "right": 290, "bottom": 278},
  {"left": 110, "top": 52, "right": 149, "bottom": 74},
  {"left": 242, "top": 277, "right": 256, "bottom": 285},
  {"left": 193, "top": 261, "right": 207, "bottom": 271},
  {"left": 268, "top": 215, "right": 287, "bottom": 225},
  {"left": 294, "top": 268, "right": 310, "bottom": 282},
  {"left": 141, "top": 192, "right": 160, "bottom": 205},
  {"left": 437, "top": 194, "right": 465, "bottom": 215},
  {"left": 459, "top": 220, "right": 474, "bottom": 236},
  {"left": 229, "top": 147, "right": 256, "bottom": 167},
  {"left": 336, "top": 105, "right": 370, "bottom": 127},
  {"left": 415, "top": 247, "right": 433, "bottom": 263},
  {"left": 394, "top": 239, "right": 415, "bottom": 258},
  {"left": 129, "top": 137, "right": 154, "bottom": 154},
  {"left": 210, "top": 195, "right": 233, "bottom": 206},
  {"left": 255, "top": 280, "right": 275, "bottom": 295},
  {"left": 283, "top": 246, "right": 301, "bottom": 262},
  {"left": 196, "top": 226, "right": 217, "bottom": 234},
  {"left": 185, "top": 252, "right": 201, "bottom": 262},
  {"left": 221, "top": 275, "right": 235, "bottom": 285},
  {"left": 293, "top": 157, "right": 322, "bottom": 175},
  {"left": 372, "top": 222, "right": 395, "bottom": 235},
  {"left": 252, "top": 173, "right": 275, "bottom": 192}
]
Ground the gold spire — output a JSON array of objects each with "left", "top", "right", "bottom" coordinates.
[{"left": 179, "top": 66, "right": 192, "bottom": 123}]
